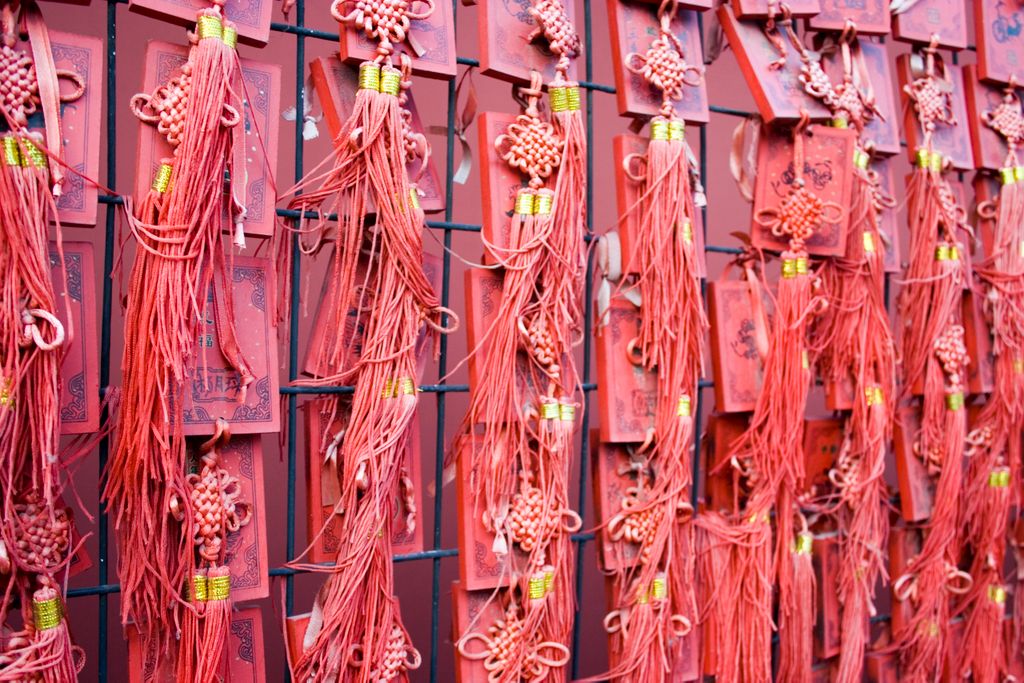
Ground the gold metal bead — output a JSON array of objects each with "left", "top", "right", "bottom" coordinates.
[
  {"left": 515, "top": 191, "right": 535, "bottom": 216},
  {"left": 559, "top": 403, "right": 575, "bottom": 422},
  {"left": 1015, "top": 166, "right": 1024, "bottom": 182},
  {"left": 222, "top": 25, "right": 238, "bottom": 48},
  {"left": 935, "top": 245, "right": 951, "bottom": 261},
  {"left": 650, "top": 577, "right": 667, "bottom": 601},
  {"left": 399, "top": 377, "right": 416, "bottom": 395},
  {"left": 567, "top": 86, "right": 581, "bottom": 111},
  {"left": 650, "top": 120, "right": 669, "bottom": 141},
  {"left": 946, "top": 392, "right": 964, "bottom": 411},
  {"left": 916, "top": 148, "right": 930, "bottom": 169},
  {"left": 781, "top": 258, "right": 798, "bottom": 279},
  {"left": 21, "top": 139, "right": 45, "bottom": 168},
  {"left": 668, "top": 120, "right": 685, "bottom": 141},
  {"left": 192, "top": 574, "right": 208, "bottom": 602},
  {"left": 33, "top": 597, "right": 63, "bottom": 631},
  {"left": 865, "top": 385, "right": 883, "bottom": 406},
  {"left": 529, "top": 575, "right": 546, "bottom": 599},
  {"left": 680, "top": 219, "right": 693, "bottom": 244},
  {"left": 677, "top": 395, "right": 691, "bottom": 417},
  {"left": 207, "top": 575, "right": 230, "bottom": 601},
  {"left": 929, "top": 151, "right": 943, "bottom": 173},
  {"left": 380, "top": 69, "right": 402, "bottom": 96},
  {"left": 854, "top": 149, "right": 869, "bottom": 170},
  {"left": 1001, "top": 167, "right": 1016, "bottom": 185},
  {"left": 989, "top": 585, "right": 1007, "bottom": 604},
  {"left": 862, "top": 231, "right": 875, "bottom": 253},
  {"left": 381, "top": 378, "right": 396, "bottom": 399},
  {"left": 1, "top": 137, "right": 20, "bottom": 166},
  {"left": 197, "top": 15, "right": 223, "bottom": 40},
  {"left": 794, "top": 532, "right": 813, "bottom": 555},
  {"left": 541, "top": 403, "right": 560, "bottom": 420},
  {"left": 549, "top": 86, "right": 569, "bottom": 113},
  {"left": 358, "top": 63, "right": 381, "bottom": 91},
  {"left": 152, "top": 163, "right": 173, "bottom": 193},
  {"left": 831, "top": 117, "right": 848, "bottom": 129},
  {"left": 409, "top": 188, "right": 421, "bottom": 210},
  {"left": 534, "top": 192, "right": 552, "bottom": 216}
]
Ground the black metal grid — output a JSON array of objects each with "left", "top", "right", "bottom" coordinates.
[{"left": 65, "top": 2, "right": 770, "bottom": 681}]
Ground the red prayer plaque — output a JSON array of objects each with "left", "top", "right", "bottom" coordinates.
[
  {"left": 897, "top": 57, "right": 973, "bottom": 170},
  {"left": 809, "top": 0, "right": 889, "bottom": 34},
  {"left": 607, "top": 1, "right": 709, "bottom": 123},
  {"left": 310, "top": 56, "right": 444, "bottom": 213},
  {"left": 703, "top": 412, "right": 749, "bottom": 512},
  {"left": 591, "top": 439, "right": 644, "bottom": 572},
  {"left": 887, "top": 525, "right": 921, "bottom": 637},
  {"left": 813, "top": 534, "right": 842, "bottom": 660},
  {"left": 50, "top": 242, "right": 100, "bottom": 435},
  {"left": 595, "top": 297, "right": 656, "bottom": 444},
  {"left": 129, "top": 0, "right": 271, "bottom": 46},
  {"left": 128, "top": 606, "right": 266, "bottom": 682},
  {"left": 819, "top": 40, "right": 900, "bottom": 156},
  {"left": 455, "top": 436, "right": 530, "bottom": 591},
  {"left": 135, "top": 41, "right": 281, "bottom": 240},
  {"left": 22, "top": 31, "right": 103, "bottom": 226},
  {"left": 964, "top": 65, "right": 1016, "bottom": 172},
  {"left": 892, "top": 406, "right": 934, "bottom": 522},
  {"left": 733, "top": 0, "right": 820, "bottom": 18},
  {"left": 717, "top": 5, "right": 830, "bottom": 123},
  {"left": 613, "top": 134, "right": 707, "bottom": 277},
  {"left": 451, "top": 582, "right": 512, "bottom": 683},
  {"left": 752, "top": 124, "right": 856, "bottom": 256},
  {"left": 707, "top": 279, "right": 765, "bottom": 414},
  {"left": 181, "top": 255, "right": 280, "bottom": 436},
  {"left": 866, "top": 649, "right": 899, "bottom": 683},
  {"left": 963, "top": 289, "right": 995, "bottom": 396},
  {"left": 802, "top": 417, "right": 839, "bottom": 495},
  {"left": 892, "top": 0, "right": 968, "bottom": 50},
  {"left": 976, "top": 0, "right": 1024, "bottom": 85},
  {"left": 338, "top": 1, "right": 456, "bottom": 80},
  {"left": 66, "top": 502, "right": 93, "bottom": 578},
  {"left": 478, "top": 0, "right": 579, "bottom": 85},
  {"left": 874, "top": 158, "right": 903, "bottom": 273},
  {"left": 301, "top": 400, "right": 424, "bottom": 564},
  {"left": 625, "top": 0, "right": 713, "bottom": 10},
  {"left": 974, "top": 172, "right": 1003, "bottom": 257},
  {"left": 478, "top": 111, "right": 528, "bottom": 261},
  {"left": 185, "top": 434, "right": 269, "bottom": 603}
]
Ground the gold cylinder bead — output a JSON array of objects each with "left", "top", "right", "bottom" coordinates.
[
  {"left": 650, "top": 120, "right": 669, "bottom": 141},
  {"left": 1002, "top": 167, "right": 1016, "bottom": 185},
  {"left": 916, "top": 148, "right": 930, "bottom": 169},
  {"left": 409, "top": 188, "right": 421, "bottom": 210},
  {"left": 549, "top": 87, "right": 569, "bottom": 113},
  {"left": 358, "top": 63, "right": 381, "bottom": 91},
  {"left": 677, "top": 395, "right": 691, "bottom": 417},
  {"left": 33, "top": 597, "right": 63, "bottom": 631},
  {"left": 222, "top": 25, "right": 238, "bottom": 48},
  {"left": 197, "top": 15, "right": 223, "bottom": 40},
  {"left": 668, "top": 120, "right": 685, "bottom": 141},
  {"left": 794, "top": 532, "right": 813, "bottom": 555},
  {"left": 541, "top": 402, "right": 560, "bottom": 420},
  {"left": 380, "top": 69, "right": 402, "bottom": 96},
  {"left": 946, "top": 392, "right": 964, "bottom": 411},
  {"left": 559, "top": 403, "right": 575, "bottom": 422},
  {"left": 863, "top": 231, "right": 875, "bottom": 253},
  {"left": 1, "top": 137, "right": 20, "bottom": 166},
  {"left": 529, "top": 575, "right": 546, "bottom": 600},
  {"left": 534, "top": 192, "right": 552, "bottom": 215},
  {"left": 152, "top": 163, "right": 173, "bottom": 193},
  {"left": 567, "top": 86, "right": 581, "bottom": 111},
  {"left": 989, "top": 585, "right": 1007, "bottom": 604},
  {"left": 515, "top": 191, "right": 535, "bottom": 216},
  {"left": 650, "top": 577, "right": 667, "bottom": 601},
  {"left": 207, "top": 575, "right": 230, "bottom": 601}
]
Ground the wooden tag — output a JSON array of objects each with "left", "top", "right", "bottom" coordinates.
[
  {"left": 478, "top": 111, "right": 529, "bottom": 262},
  {"left": 892, "top": 406, "right": 934, "bottom": 522},
  {"left": 963, "top": 288, "right": 995, "bottom": 396},
  {"left": 591, "top": 438, "right": 645, "bottom": 572},
  {"left": 809, "top": 0, "right": 889, "bottom": 34},
  {"left": 897, "top": 57, "right": 973, "bottom": 170},
  {"left": 187, "top": 434, "right": 268, "bottom": 603},
  {"left": 478, "top": 0, "right": 579, "bottom": 85},
  {"left": 24, "top": 31, "right": 103, "bottom": 226},
  {"left": 301, "top": 400, "right": 424, "bottom": 563},
  {"left": 975, "top": 0, "right": 1024, "bottom": 86},
  {"left": 752, "top": 124, "right": 856, "bottom": 257},
  {"left": 129, "top": 0, "right": 271, "bottom": 46},
  {"left": 128, "top": 606, "right": 266, "bottom": 682},
  {"left": 812, "top": 533, "right": 842, "bottom": 660},
  {"left": 310, "top": 56, "right": 444, "bottom": 213},
  {"left": 451, "top": 581, "right": 511, "bottom": 683},
  {"left": 50, "top": 242, "right": 100, "bottom": 435},
  {"left": 180, "top": 256, "right": 280, "bottom": 436},
  {"left": 819, "top": 40, "right": 900, "bottom": 156},
  {"left": 717, "top": 5, "right": 831, "bottom": 123},
  {"left": 733, "top": 0, "right": 820, "bottom": 19},
  {"left": 136, "top": 42, "right": 281, "bottom": 239},
  {"left": 892, "top": 0, "right": 968, "bottom": 50},
  {"left": 707, "top": 279, "right": 764, "bottom": 413},
  {"left": 607, "top": 2, "right": 709, "bottom": 123},
  {"left": 595, "top": 297, "right": 656, "bottom": 444},
  {"left": 887, "top": 524, "right": 922, "bottom": 637},
  {"left": 866, "top": 648, "right": 900, "bottom": 682},
  {"left": 963, "top": 64, "right": 1017, "bottom": 172},
  {"left": 339, "top": 2, "right": 456, "bottom": 80},
  {"left": 702, "top": 412, "right": 750, "bottom": 512},
  {"left": 874, "top": 158, "right": 904, "bottom": 274},
  {"left": 802, "top": 416, "right": 839, "bottom": 495}
]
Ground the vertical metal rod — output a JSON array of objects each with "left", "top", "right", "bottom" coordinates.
[
  {"left": 430, "top": 3, "right": 459, "bottom": 680},
  {"left": 97, "top": 2, "right": 118, "bottom": 680},
  {"left": 570, "top": 0, "right": 596, "bottom": 677}
]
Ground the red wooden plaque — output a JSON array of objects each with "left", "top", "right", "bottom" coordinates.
[
  {"left": 892, "top": 0, "right": 968, "bottom": 50},
  {"left": 338, "top": 1, "right": 456, "bottom": 80},
  {"left": 51, "top": 241, "right": 100, "bottom": 435}
]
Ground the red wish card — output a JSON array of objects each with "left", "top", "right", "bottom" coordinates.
[
  {"left": 135, "top": 42, "right": 281, "bottom": 240},
  {"left": 752, "top": 124, "right": 856, "bottom": 256},
  {"left": 302, "top": 400, "right": 424, "bottom": 564},
  {"left": 128, "top": 606, "right": 266, "bottom": 682},
  {"left": 893, "top": 406, "right": 934, "bottom": 522},
  {"left": 181, "top": 256, "right": 280, "bottom": 436},
  {"left": 455, "top": 436, "right": 530, "bottom": 591},
  {"left": 20, "top": 31, "right": 103, "bottom": 226},
  {"left": 129, "top": 0, "right": 271, "bottom": 46},
  {"left": 591, "top": 439, "right": 644, "bottom": 572},
  {"left": 964, "top": 65, "right": 1017, "bottom": 172},
  {"left": 802, "top": 417, "right": 839, "bottom": 496},
  {"left": 302, "top": 251, "right": 441, "bottom": 379},
  {"left": 478, "top": 0, "right": 579, "bottom": 85},
  {"left": 897, "top": 57, "right": 973, "bottom": 170},
  {"left": 451, "top": 582, "right": 511, "bottom": 683},
  {"left": 50, "top": 242, "right": 100, "bottom": 436},
  {"left": 820, "top": 40, "right": 900, "bottom": 156},
  {"left": 707, "top": 279, "right": 765, "bottom": 414},
  {"left": 717, "top": 5, "right": 831, "bottom": 123},
  {"left": 963, "top": 289, "right": 995, "bottom": 396},
  {"left": 66, "top": 500, "right": 93, "bottom": 578},
  {"left": 866, "top": 648, "right": 899, "bottom": 683},
  {"left": 733, "top": 0, "right": 819, "bottom": 18},
  {"left": 338, "top": 1, "right": 456, "bottom": 80},
  {"left": 874, "top": 158, "right": 903, "bottom": 274},
  {"left": 892, "top": 0, "right": 968, "bottom": 50},
  {"left": 186, "top": 434, "right": 269, "bottom": 603},
  {"left": 607, "top": 2, "right": 708, "bottom": 123},
  {"left": 310, "top": 56, "right": 444, "bottom": 213},
  {"left": 887, "top": 525, "right": 922, "bottom": 637},
  {"left": 813, "top": 533, "right": 843, "bottom": 660},
  {"left": 809, "top": 0, "right": 889, "bottom": 34},
  {"left": 703, "top": 412, "right": 750, "bottom": 512},
  {"left": 613, "top": 134, "right": 707, "bottom": 278},
  {"left": 596, "top": 297, "right": 656, "bottom": 444},
  {"left": 973, "top": 172, "right": 1002, "bottom": 256},
  {"left": 478, "top": 111, "right": 528, "bottom": 261},
  {"left": 976, "top": 0, "right": 1024, "bottom": 86}
]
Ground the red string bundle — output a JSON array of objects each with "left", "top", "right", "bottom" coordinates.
[
  {"left": 956, "top": 85, "right": 1024, "bottom": 683},
  {"left": 106, "top": 1, "right": 251, "bottom": 662},
  {"left": 800, "top": 32, "right": 896, "bottom": 683},
  {"left": 281, "top": 3, "right": 455, "bottom": 680},
  {"left": 892, "top": 42, "right": 971, "bottom": 681},
  {"left": 0, "top": 1, "right": 87, "bottom": 678}
]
